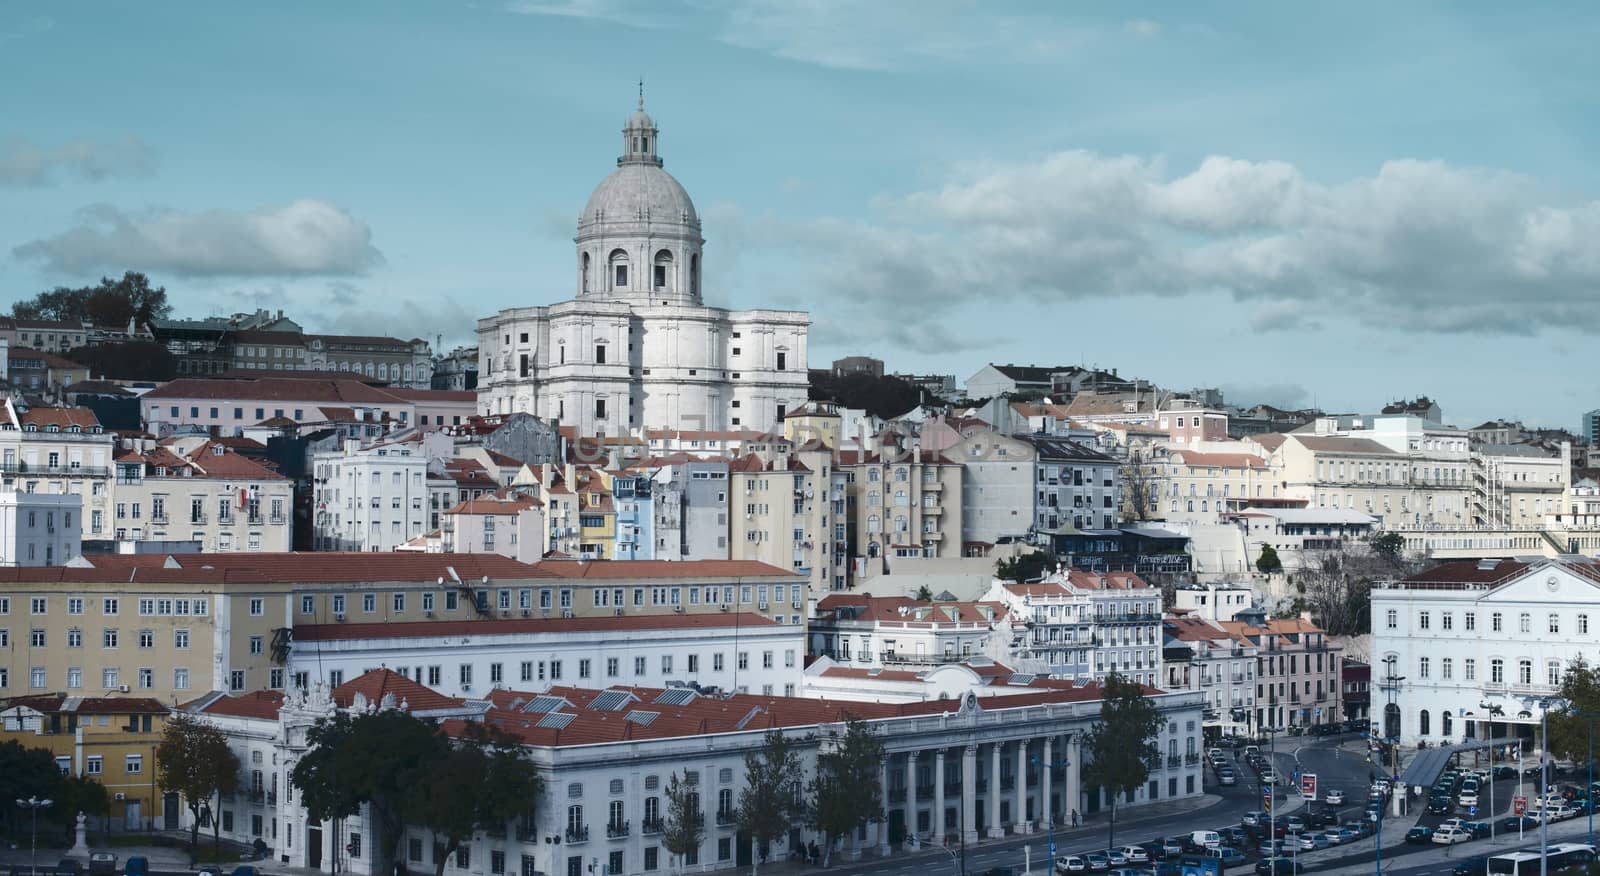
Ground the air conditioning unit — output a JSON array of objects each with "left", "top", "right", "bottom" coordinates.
[
  {"left": 117, "top": 684, "right": 130, "bottom": 693},
  {"left": 113, "top": 793, "right": 126, "bottom": 801},
  {"left": 334, "top": 613, "right": 346, "bottom": 622},
  {"left": 425, "top": 610, "right": 435, "bottom": 618},
  {"left": 614, "top": 608, "right": 625, "bottom": 617},
  {"left": 719, "top": 605, "right": 730, "bottom": 612},
  {"left": 562, "top": 609, "right": 575, "bottom": 619},
  {"left": 674, "top": 605, "right": 685, "bottom": 613},
  {"left": 758, "top": 601, "right": 769, "bottom": 611},
  {"left": 500, "top": 610, "right": 511, "bottom": 619},
  {"left": 461, "top": 683, "right": 472, "bottom": 691},
  {"left": 521, "top": 609, "right": 532, "bottom": 618}
]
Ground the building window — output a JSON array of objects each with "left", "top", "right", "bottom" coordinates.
[
  {"left": 1491, "top": 612, "right": 1502, "bottom": 632},
  {"left": 1549, "top": 613, "right": 1560, "bottom": 634},
  {"left": 1417, "top": 611, "right": 1429, "bottom": 630},
  {"left": 1490, "top": 659, "right": 1503, "bottom": 684},
  {"left": 1582, "top": 614, "right": 1590, "bottom": 635},
  {"left": 1465, "top": 612, "right": 1476, "bottom": 631},
  {"left": 1385, "top": 610, "right": 1397, "bottom": 630},
  {"left": 1418, "top": 657, "right": 1429, "bottom": 679}
]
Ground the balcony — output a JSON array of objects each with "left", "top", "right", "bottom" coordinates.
[
  {"left": 889, "top": 787, "right": 906, "bottom": 803},
  {"left": 606, "top": 821, "right": 630, "bottom": 839},
  {"left": 880, "top": 651, "right": 968, "bottom": 666},
  {"left": 716, "top": 811, "right": 736, "bottom": 827},
  {"left": 247, "top": 515, "right": 264, "bottom": 525},
  {"left": 516, "top": 824, "right": 537, "bottom": 843},
  {"left": 565, "top": 826, "right": 589, "bottom": 844},
  {"left": 1166, "top": 756, "right": 1181, "bottom": 769},
  {"left": 270, "top": 514, "right": 288, "bottom": 525},
  {"left": 1, "top": 463, "right": 110, "bottom": 477},
  {"left": 1184, "top": 753, "right": 1200, "bottom": 765},
  {"left": 641, "top": 818, "right": 663, "bottom": 836}
]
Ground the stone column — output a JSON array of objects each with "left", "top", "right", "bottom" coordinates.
[
  {"left": 1041, "top": 735, "right": 1054, "bottom": 832},
  {"left": 1015, "top": 739, "right": 1030, "bottom": 833},
  {"left": 933, "top": 749, "right": 947, "bottom": 847},
  {"left": 987, "top": 742, "right": 1005, "bottom": 838},
  {"left": 906, "top": 752, "right": 921, "bottom": 849},
  {"left": 878, "top": 755, "right": 892, "bottom": 856},
  {"left": 962, "top": 744, "right": 979, "bottom": 846},
  {"left": 1067, "top": 734, "right": 1082, "bottom": 826}
]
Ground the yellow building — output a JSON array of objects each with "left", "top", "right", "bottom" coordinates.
[{"left": 0, "top": 693, "right": 170, "bottom": 829}]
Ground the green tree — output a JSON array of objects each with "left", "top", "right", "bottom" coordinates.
[
  {"left": 53, "top": 775, "right": 110, "bottom": 843},
  {"left": 405, "top": 723, "right": 543, "bottom": 876},
  {"left": 1256, "top": 545, "right": 1282, "bottom": 574},
  {"left": 806, "top": 372, "right": 922, "bottom": 420},
  {"left": 661, "top": 772, "right": 704, "bottom": 875},
  {"left": 807, "top": 718, "right": 885, "bottom": 867},
  {"left": 1371, "top": 532, "right": 1405, "bottom": 561},
  {"left": 13, "top": 272, "right": 172, "bottom": 326},
  {"left": 1081, "top": 674, "right": 1161, "bottom": 849},
  {"left": 996, "top": 550, "right": 1049, "bottom": 583},
  {"left": 737, "top": 730, "right": 805, "bottom": 875},
  {"left": 155, "top": 714, "right": 241, "bottom": 860},
  {"left": 914, "top": 585, "right": 934, "bottom": 602},
  {"left": 0, "top": 740, "right": 61, "bottom": 835},
  {"left": 1548, "top": 656, "right": 1600, "bottom": 762},
  {"left": 291, "top": 710, "right": 444, "bottom": 876}
]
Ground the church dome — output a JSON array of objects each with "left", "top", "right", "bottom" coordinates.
[{"left": 581, "top": 161, "right": 699, "bottom": 228}]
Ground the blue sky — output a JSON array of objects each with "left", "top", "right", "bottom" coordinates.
[{"left": 3, "top": 1, "right": 1598, "bottom": 428}]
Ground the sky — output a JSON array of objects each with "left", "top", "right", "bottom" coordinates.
[{"left": 3, "top": 1, "right": 1598, "bottom": 429}]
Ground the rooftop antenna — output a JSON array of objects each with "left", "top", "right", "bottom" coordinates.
[{"left": 638, "top": 78, "right": 645, "bottom": 110}]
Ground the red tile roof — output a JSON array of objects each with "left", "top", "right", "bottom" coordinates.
[
  {"left": 1166, "top": 450, "right": 1267, "bottom": 469},
  {"left": 533, "top": 559, "right": 803, "bottom": 579},
  {"left": 17, "top": 407, "right": 101, "bottom": 429},
  {"left": 332, "top": 669, "right": 464, "bottom": 712},
  {"left": 143, "top": 376, "right": 400, "bottom": 404},
  {"left": 293, "top": 612, "right": 778, "bottom": 642},
  {"left": 189, "top": 690, "right": 286, "bottom": 720},
  {"left": 814, "top": 594, "right": 1011, "bottom": 625},
  {"left": 445, "top": 495, "right": 543, "bottom": 515},
  {"left": 181, "top": 442, "right": 288, "bottom": 480}
]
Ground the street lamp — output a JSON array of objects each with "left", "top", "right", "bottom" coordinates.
[
  {"left": 1524, "top": 695, "right": 1567, "bottom": 876},
  {"left": 16, "top": 796, "right": 54, "bottom": 876},
  {"left": 1260, "top": 725, "right": 1283, "bottom": 869},
  {"left": 1479, "top": 701, "right": 1503, "bottom": 841},
  {"left": 1032, "top": 737, "right": 1073, "bottom": 875},
  {"left": 1377, "top": 656, "right": 1405, "bottom": 876}
]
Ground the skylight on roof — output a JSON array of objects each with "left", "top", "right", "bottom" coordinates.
[
  {"left": 591, "top": 690, "right": 639, "bottom": 712},
  {"left": 623, "top": 710, "right": 659, "bottom": 726},
  {"left": 653, "top": 687, "right": 698, "bottom": 706},
  {"left": 535, "top": 711, "right": 576, "bottom": 729},
  {"left": 524, "top": 695, "right": 571, "bottom": 714},
  {"left": 1007, "top": 674, "right": 1036, "bottom": 686}
]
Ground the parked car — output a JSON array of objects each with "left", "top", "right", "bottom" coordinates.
[
  {"left": 1161, "top": 838, "right": 1185, "bottom": 858},
  {"left": 1453, "top": 857, "right": 1491, "bottom": 876},
  {"left": 1256, "top": 839, "right": 1285, "bottom": 858},
  {"left": 1499, "top": 815, "right": 1539, "bottom": 832},
  {"left": 1284, "top": 816, "right": 1305, "bottom": 833},
  {"left": 229, "top": 868, "right": 259, "bottom": 876},
  {"left": 1119, "top": 846, "right": 1151, "bottom": 864},
  {"left": 1261, "top": 770, "right": 1279, "bottom": 784},
  {"left": 123, "top": 861, "right": 147, "bottom": 876},
  {"left": 1085, "top": 852, "right": 1110, "bottom": 871},
  {"left": 1462, "top": 822, "right": 1492, "bottom": 839},
  {"left": 1188, "top": 831, "right": 1222, "bottom": 851},
  {"left": 1057, "top": 856, "right": 1087, "bottom": 873},
  {"left": 1405, "top": 826, "right": 1434, "bottom": 844},
  {"left": 1240, "top": 812, "right": 1263, "bottom": 828},
  {"left": 1105, "top": 850, "right": 1129, "bottom": 867},
  {"left": 1254, "top": 858, "right": 1302, "bottom": 876},
  {"left": 1492, "top": 765, "right": 1518, "bottom": 779},
  {"left": 1428, "top": 796, "right": 1454, "bottom": 815},
  {"left": 1432, "top": 826, "right": 1473, "bottom": 845},
  {"left": 1209, "top": 848, "right": 1247, "bottom": 869},
  {"left": 54, "top": 863, "right": 82, "bottom": 876},
  {"left": 1334, "top": 827, "right": 1360, "bottom": 843},
  {"left": 1324, "top": 789, "right": 1345, "bottom": 805},
  {"left": 1219, "top": 769, "right": 1238, "bottom": 787}
]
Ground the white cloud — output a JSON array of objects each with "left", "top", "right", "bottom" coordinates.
[
  {"left": 1125, "top": 19, "right": 1159, "bottom": 37},
  {"left": 725, "top": 151, "right": 1600, "bottom": 344},
  {"left": 0, "top": 135, "right": 156, "bottom": 187},
  {"left": 13, "top": 199, "right": 384, "bottom": 278}
]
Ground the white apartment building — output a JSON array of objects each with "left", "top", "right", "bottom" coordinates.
[
  {"left": 982, "top": 569, "right": 1163, "bottom": 685},
  {"left": 440, "top": 494, "right": 545, "bottom": 562},
  {"left": 807, "top": 594, "right": 1019, "bottom": 669},
  {"left": 311, "top": 441, "right": 431, "bottom": 551},
  {"left": 1470, "top": 443, "right": 1569, "bottom": 528},
  {"left": 186, "top": 667, "right": 1205, "bottom": 876},
  {"left": 1371, "top": 556, "right": 1600, "bottom": 748},
  {"left": 109, "top": 441, "right": 292, "bottom": 552},
  {"left": 0, "top": 491, "right": 82, "bottom": 566},
  {"left": 1172, "top": 583, "right": 1255, "bottom": 622},
  {"left": 287, "top": 612, "right": 804, "bottom": 698},
  {"left": 0, "top": 403, "right": 113, "bottom": 541}
]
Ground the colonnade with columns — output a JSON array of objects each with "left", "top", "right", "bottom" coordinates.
[{"left": 868, "top": 732, "right": 1083, "bottom": 856}]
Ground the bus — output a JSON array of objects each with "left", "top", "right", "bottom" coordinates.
[{"left": 1487, "top": 844, "right": 1596, "bottom": 876}]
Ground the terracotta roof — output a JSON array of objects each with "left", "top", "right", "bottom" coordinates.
[
  {"left": 332, "top": 669, "right": 464, "bottom": 712},
  {"left": 72, "top": 697, "right": 169, "bottom": 715},
  {"left": 12, "top": 319, "right": 87, "bottom": 331},
  {"left": 446, "top": 495, "right": 543, "bottom": 515},
  {"left": 1166, "top": 450, "right": 1267, "bottom": 469},
  {"left": 189, "top": 690, "right": 286, "bottom": 720},
  {"left": 1247, "top": 433, "right": 1287, "bottom": 451},
  {"left": 182, "top": 442, "right": 288, "bottom": 480},
  {"left": 309, "top": 333, "right": 422, "bottom": 348},
  {"left": 143, "top": 377, "right": 403, "bottom": 405},
  {"left": 469, "top": 679, "right": 1117, "bottom": 748},
  {"left": 1398, "top": 558, "right": 1545, "bottom": 587},
  {"left": 383, "top": 388, "right": 476, "bottom": 403},
  {"left": 18, "top": 407, "right": 101, "bottom": 429},
  {"left": 814, "top": 594, "right": 1012, "bottom": 625},
  {"left": 63, "top": 552, "right": 551, "bottom": 583},
  {"left": 10, "top": 348, "right": 87, "bottom": 369},
  {"left": 533, "top": 559, "right": 803, "bottom": 579},
  {"left": 294, "top": 612, "right": 778, "bottom": 642},
  {"left": 1288, "top": 435, "right": 1396, "bottom": 455}
]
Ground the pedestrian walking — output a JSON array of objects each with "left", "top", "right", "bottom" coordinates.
[{"left": 1071, "top": 808, "right": 1080, "bottom": 828}]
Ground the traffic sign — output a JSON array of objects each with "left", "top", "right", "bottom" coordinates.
[
  {"left": 1301, "top": 772, "right": 1318, "bottom": 801},
  {"left": 1513, "top": 795, "right": 1528, "bottom": 816}
]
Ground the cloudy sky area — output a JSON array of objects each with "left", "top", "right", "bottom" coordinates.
[{"left": 3, "top": 1, "right": 1598, "bottom": 428}]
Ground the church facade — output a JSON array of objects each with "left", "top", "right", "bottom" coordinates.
[{"left": 476, "top": 99, "right": 810, "bottom": 436}]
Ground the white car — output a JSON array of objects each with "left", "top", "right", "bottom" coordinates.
[
  {"left": 1432, "top": 827, "right": 1472, "bottom": 845},
  {"left": 1458, "top": 790, "right": 1479, "bottom": 807},
  {"left": 1118, "top": 846, "right": 1150, "bottom": 864},
  {"left": 1261, "top": 770, "right": 1279, "bottom": 784},
  {"left": 1324, "top": 790, "right": 1345, "bottom": 805}
]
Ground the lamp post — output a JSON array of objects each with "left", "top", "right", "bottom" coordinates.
[
  {"left": 1032, "top": 738, "right": 1072, "bottom": 876},
  {"left": 1479, "top": 701, "right": 1503, "bottom": 841},
  {"left": 16, "top": 796, "right": 54, "bottom": 876},
  {"left": 1523, "top": 696, "right": 1567, "bottom": 876},
  {"left": 1261, "top": 725, "right": 1282, "bottom": 868},
  {"left": 1377, "top": 656, "right": 1405, "bottom": 876}
]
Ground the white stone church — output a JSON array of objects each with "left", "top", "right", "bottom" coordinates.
[{"left": 476, "top": 98, "right": 810, "bottom": 435}]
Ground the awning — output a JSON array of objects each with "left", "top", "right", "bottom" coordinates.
[{"left": 1398, "top": 739, "right": 1502, "bottom": 787}]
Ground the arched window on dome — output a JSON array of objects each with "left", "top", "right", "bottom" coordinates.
[
  {"left": 582, "top": 252, "right": 591, "bottom": 294},
  {"left": 689, "top": 254, "right": 700, "bottom": 297},
  {"left": 609, "top": 249, "right": 629, "bottom": 290},
  {"left": 653, "top": 250, "right": 674, "bottom": 293}
]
